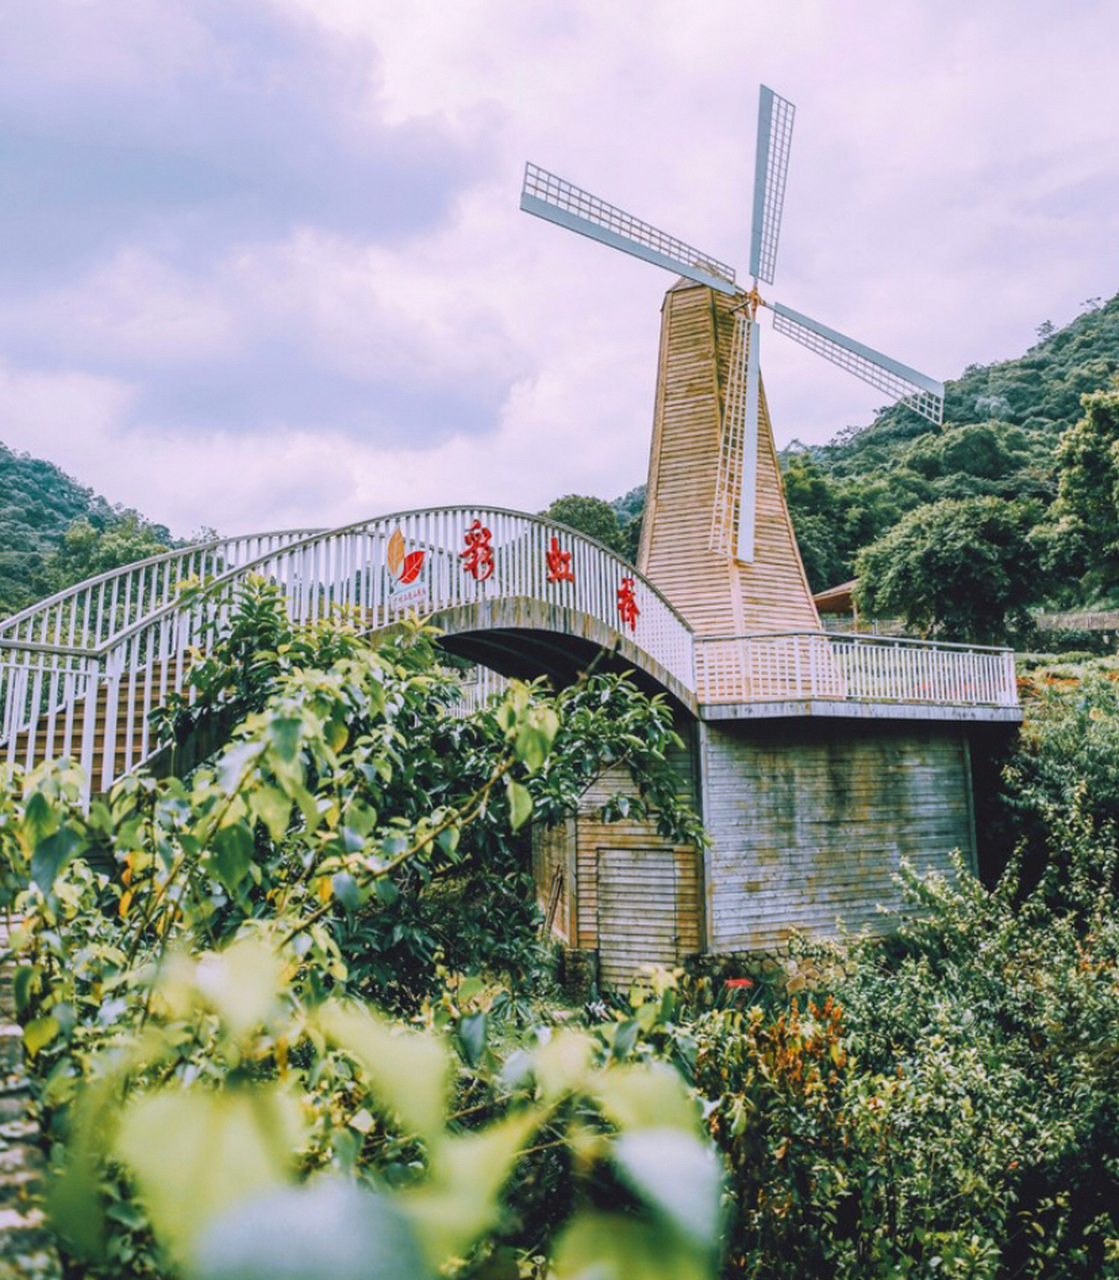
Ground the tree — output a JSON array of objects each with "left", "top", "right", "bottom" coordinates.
[
  {"left": 854, "top": 495, "right": 1043, "bottom": 643},
  {"left": 1047, "top": 385, "right": 1119, "bottom": 593},
  {"left": 541, "top": 494, "right": 626, "bottom": 557},
  {"left": 48, "top": 511, "right": 174, "bottom": 590}
]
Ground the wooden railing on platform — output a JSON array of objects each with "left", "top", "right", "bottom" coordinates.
[{"left": 694, "top": 632, "right": 1018, "bottom": 707}]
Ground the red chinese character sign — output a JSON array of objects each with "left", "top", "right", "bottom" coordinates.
[
  {"left": 460, "top": 519, "right": 495, "bottom": 582},
  {"left": 546, "top": 536, "right": 574, "bottom": 584},
  {"left": 617, "top": 577, "right": 640, "bottom": 631}
]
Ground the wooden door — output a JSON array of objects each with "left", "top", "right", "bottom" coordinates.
[{"left": 597, "top": 847, "right": 679, "bottom": 991}]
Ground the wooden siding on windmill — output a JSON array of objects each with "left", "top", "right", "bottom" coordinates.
[
  {"left": 637, "top": 281, "right": 821, "bottom": 640},
  {"left": 698, "top": 719, "right": 975, "bottom": 953}
]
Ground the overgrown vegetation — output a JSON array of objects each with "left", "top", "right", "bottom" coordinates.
[
  {"left": 3, "top": 594, "right": 1119, "bottom": 1277},
  {"left": 2, "top": 589, "right": 715, "bottom": 1279}
]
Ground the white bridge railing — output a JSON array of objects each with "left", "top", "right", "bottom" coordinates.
[
  {"left": 0, "top": 507, "right": 694, "bottom": 793},
  {"left": 695, "top": 632, "right": 1018, "bottom": 707}
]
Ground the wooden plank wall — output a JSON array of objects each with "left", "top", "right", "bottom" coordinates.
[
  {"left": 699, "top": 720, "right": 975, "bottom": 953},
  {"left": 637, "top": 281, "right": 821, "bottom": 639},
  {"left": 531, "top": 724, "right": 702, "bottom": 987}
]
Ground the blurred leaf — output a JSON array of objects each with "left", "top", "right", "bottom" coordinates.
[
  {"left": 551, "top": 1212, "right": 710, "bottom": 1280},
  {"left": 613, "top": 1129, "right": 723, "bottom": 1249},
  {"left": 192, "top": 1177, "right": 431, "bottom": 1280},
  {"left": 405, "top": 1111, "right": 540, "bottom": 1267},
  {"left": 217, "top": 741, "right": 265, "bottom": 796},
  {"left": 534, "top": 1031, "right": 593, "bottom": 1102},
  {"left": 193, "top": 939, "right": 285, "bottom": 1039},
  {"left": 319, "top": 1002, "right": 448, "bottom": 1144},
  {"left": 116, "top": 1084, "right": 303, "bottom": 1261},
  {"left": 506, "top": 779, "right": 533, "bottom": 832},
  {"left": 593, "top": 1064, "right": 698, "bottom": 1133}
]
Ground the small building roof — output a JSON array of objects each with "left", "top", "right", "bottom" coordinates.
[{"left": 813, "top": 580, "right": 857, "bottom": 614}]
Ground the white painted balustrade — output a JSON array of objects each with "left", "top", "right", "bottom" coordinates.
[
  {"left": 0, "top": 508, "right": 693, "bottom": 793},
  {"left": 694, "top": 632, "right": 1018, "bottom": 707}
]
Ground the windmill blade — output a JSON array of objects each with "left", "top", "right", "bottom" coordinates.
[
  {"left": 737, "top": 317, "right": 761, "bottom": 562},
  {"left": 710, "top": 312, "right": 760, "bottom": 563},
  {"left": 770, "top": 301, "right": 945, "bottom": 424},
  {"left": 521, "top": 163, "right": 739, "bottom": 297},
  {"left": 748, "top": 86, "right": 795, "bottom": 286}
]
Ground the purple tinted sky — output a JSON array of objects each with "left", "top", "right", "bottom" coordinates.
[{"left": 1, "top": 0, "right": 1116, "bottom": 535}]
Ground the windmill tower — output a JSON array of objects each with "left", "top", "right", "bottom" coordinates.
[{"left": 522, "top": 87, "right": 944, "bottom": 653}]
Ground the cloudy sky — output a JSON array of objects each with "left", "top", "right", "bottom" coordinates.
[{"left": 1, "top": 0, "right": 1117, "bottom": 537}]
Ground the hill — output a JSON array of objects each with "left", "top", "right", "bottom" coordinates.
[
  {"left": 0, "top": 444, "right": 174, "bottom": 617},
  {"left": 781, "top": 291, "right": 1119, "bottom": 595}
]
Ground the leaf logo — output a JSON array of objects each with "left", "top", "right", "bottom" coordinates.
[
  {"left": 400, "top": 551, "right": 424, "bottom": 584},
  {"left": 387, "top": 529, "right": 404, "bottom": 577},
  {"left": 387, "top": 528, "right": 424, "bottom": 584}
]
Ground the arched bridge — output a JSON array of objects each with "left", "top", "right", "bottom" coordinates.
[
  {"left": 0, "top": 507, "right": 695, "bottom": 794},
  {"left": 0, "top": 504, "right": 1019, "bottom": 797}
]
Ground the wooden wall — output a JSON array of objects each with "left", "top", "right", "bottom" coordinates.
[
  {"left": 698, "top": 720, "right": 976, "bottom": 953},
  {"left": 532, "top": 726, "right": 703, "bottom": 989}
]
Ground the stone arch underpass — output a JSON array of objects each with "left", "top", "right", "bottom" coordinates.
[{"left": 0, "top": 505, "right": 697, "bottom": 793}]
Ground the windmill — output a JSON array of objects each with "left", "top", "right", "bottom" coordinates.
[{"left": 520, "top": 86, "right": 944, "bottom": 566}]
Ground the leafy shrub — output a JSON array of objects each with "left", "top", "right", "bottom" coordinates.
[{"left": 2, "top": 598, "right": 717, "bottom": 1279}]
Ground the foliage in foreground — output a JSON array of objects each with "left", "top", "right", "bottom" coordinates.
[
  {"left": 2, "top": 612, "right": 716, "bottom": 1280},
  {"left": 682, "top": 816, "right": 1119, "bottom": 1280}
]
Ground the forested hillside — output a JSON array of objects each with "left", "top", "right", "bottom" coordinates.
[
  {"left": 782, "top": 291, "right": 1119, "bottom": 600},
  {"left": 0, "top": 445, "right": 176, "bottom": 617}
]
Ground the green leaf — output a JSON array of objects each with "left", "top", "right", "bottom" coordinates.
[
  {"left": 116, "top": 1084, "right": 304, "bottom": 1263},
  {"left": 457, "top": 1011, "right": 487, "bottom": 1067},
  {"left": 31, "top": 825, "right": 85, "bottom": 892},
  {"left": 592, "top": 1064, "right": 699, "bottom": 1133},
  {"left": 211, "top": 824, "right": 254, "bottom": 895},
  {"left": 550, "top": 1212, "right": 709, "bottom": 1280},
  {"left": 506, "top": 778, "right": 533, "bottom": 832},
  {"left": 266, "top": 718, "right": 304, "bottom": 765},
  {"left": 373, "top": 877, "right": 399, "bottom": 906},
  {"left": 217, "top": 741, "right": 265, "bottom": 796},
  {"left": 252, "top": 786, "right": 292, "bottom": 842},
  {"left": 612, "top": 1129, "right": 724, "bottom": 1249},
  {"left": 319, "top": 1002, "right": 448, "bottom": 1144},
  {"left": 13, "top": 964, "right": 35, "bottom": 1016},
  {"left": 23, "top": 1014, "right": 60, "bottom": 1057},
  {"left": 193, "top": 1178, "right": 431, "bottom": 1280},
  {"left": 332, "top": 872, "right": 360, "bottom": 913}
]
